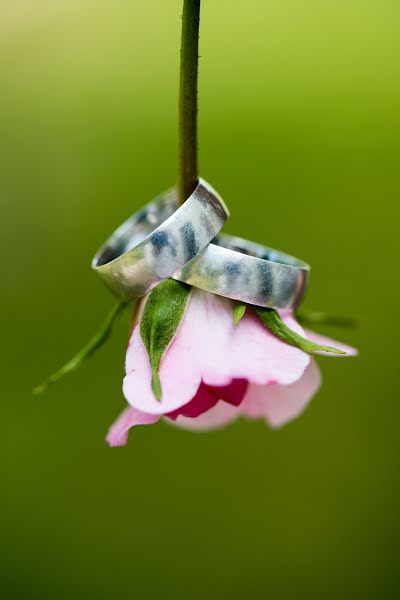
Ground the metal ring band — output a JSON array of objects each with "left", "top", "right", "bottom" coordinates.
[
  {"left": 173, "top": 234, "right": 310, "bottom": 310},
  {"left": 92, "top": 178, "right": 229, "bottom": 299}
]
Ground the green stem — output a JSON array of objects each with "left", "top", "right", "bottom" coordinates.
[
  {"left": 252, "top": 306, "right": 346, "bottom": 355},
  {"left": 33, "top": 300, "right": 129, "bottom": 395},
  {"left": 178, "top": 0, "right": 200, "bottom": 205}
]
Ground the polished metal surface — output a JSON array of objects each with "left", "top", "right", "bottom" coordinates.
[
  {"left": 174, "top": 234, "right": 310, "bottom": 310},
  {"left": 92, "top": 178, "right": 229, "bottom": 299}
]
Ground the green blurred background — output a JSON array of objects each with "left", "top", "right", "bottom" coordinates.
[{"left": 1, "top": 1, "right": 399, "bottom": 598}]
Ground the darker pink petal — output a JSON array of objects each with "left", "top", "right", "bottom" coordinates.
[
  {"left": 166, "top": 379, "right": 248, "bottom": 421},
  {"left": 172, "top": 360, "right": 322, "bottom": 432},
  {"left": 166, "top": 383, "right": 218, "bottom": 420}
]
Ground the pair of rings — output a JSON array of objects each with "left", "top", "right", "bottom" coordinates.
[{"left": 92, "top": 178, "right": 310, "bottom": 310}]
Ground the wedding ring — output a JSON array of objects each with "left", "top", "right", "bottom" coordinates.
[
  {"left": 92, "top": 178, "right": 229, "bottom": 299},
  {"left": 173, "top": 234, "right": 310, "bottom": 310}
]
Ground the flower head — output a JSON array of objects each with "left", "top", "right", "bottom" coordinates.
[{"left": 107, "top": 289, "right": 356, "bottom": 446}]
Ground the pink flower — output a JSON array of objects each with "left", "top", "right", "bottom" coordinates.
[{"left": 107, "top": 290, "right": 357, "bottom": 446}]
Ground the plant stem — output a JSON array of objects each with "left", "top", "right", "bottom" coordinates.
[
  {"left": 33, "top": 300, "right": 130, "bottom": 395},
  {"left": 178, "top": 0, "right": 200, "bottom": 205}
]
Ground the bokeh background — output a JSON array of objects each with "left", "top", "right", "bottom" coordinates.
[{"left": 1, "top": 1, "right": 399, "bottom": 598}]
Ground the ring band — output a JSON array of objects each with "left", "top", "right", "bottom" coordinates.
[
  {"left": 173, "top": 234, "right": 310, "bottom": 310},
  {"left": 92, "top": 178, "right": 229, "bottom": 299}
]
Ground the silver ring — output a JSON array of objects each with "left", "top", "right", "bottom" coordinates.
[
  {"left": 92, "top": 178, "right": 229, "bottom": 299},
  {"left": 173, "top": 234, "right": 310, "bottom": 310}
]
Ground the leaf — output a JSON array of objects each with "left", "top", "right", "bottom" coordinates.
[
  {"left": 140, "top": 279, "right": 191, "bottom": 400},
  {"left": 296, "top": 308, "right": 357, "bottom": 328},
  {"left": 252, "top": 306, "right": 346, "bottom": 355},
  {"left": 33, "top": 299, "right": 130, "bottom": 395},
  {"left": 233, "top": 303, "right": 247, "bottom": 326}
]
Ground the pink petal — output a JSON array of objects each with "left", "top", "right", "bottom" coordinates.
[
  {"left": 170, "top": 400, "right": 242, "bottom": 432},
  {"left": 106, "top": 406, "right": 159, "bottom": 447},
  {"left": 124, "top": 290, "right": 310, "bottom": 416},
  {"left": 123, "top": 291, "right": 208, "bottom": 415},
  {"left": 226, "top": 310, "right": 310, "bottom": 386},
  {"left": 305, "top": 330, "right": 358, "bottom": 356},
  {"left": 241, "top": 359, "right": 321, "bottom": 428},
  {"left": 185, "top": 291, "right": 242, "bottom": 387},
  {"left": 123, "top": 291, "right": 245, "bottom": 415}
]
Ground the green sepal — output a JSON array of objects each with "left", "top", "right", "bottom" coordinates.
[
  {"left": 33, "top": 299, "right": 130, "bottom": 395},
  {"left": 252, "top": 306, "right": 345, "bottom": 355},
  {"left": 296, "top": 308, "right": 357, "bottom": 329},
  {"left": 233, "top": 303, "right": 247, "bottom": 326},
  {"left": 140, "top": 279, "right": 191, "bottom": 400}
]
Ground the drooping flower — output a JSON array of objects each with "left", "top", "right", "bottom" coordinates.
[{"left": 107, "top": 289, "right": 356, "bottom": 447}]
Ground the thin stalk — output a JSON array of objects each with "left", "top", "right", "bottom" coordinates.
[
  {"left": 33, "top": 300, "right": 129, "bottom": 395},
  {"left": 178, "top": 0, "right": 200, "bottom": 205}
]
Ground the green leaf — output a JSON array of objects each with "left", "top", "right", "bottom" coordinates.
[
  {"left": 33, "top": 299, "right": 130, "bottom": 395},
  {"left": 296, "top": 308, "right": 357, "bottom": 328},
  {"left": 252, "top": 306, "right": 346, "bottom": 355},
  {"left": 233, "top": 303, "right": 247, "bottom": 326},
  {"left": 140, "top": 279, "right": 191, "bottom": 400}
]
